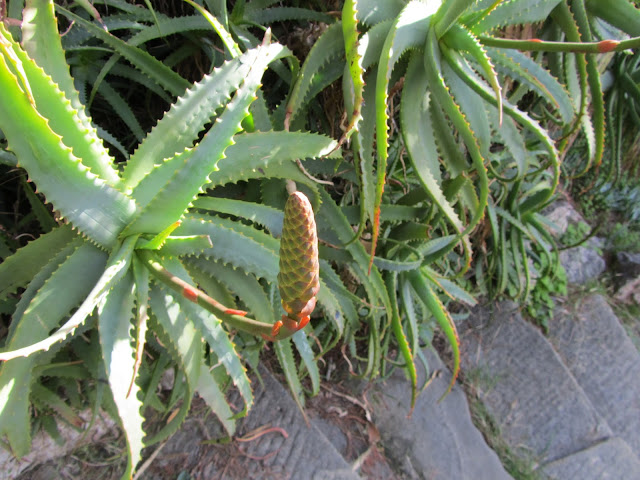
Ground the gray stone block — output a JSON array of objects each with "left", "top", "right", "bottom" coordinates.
[
  {"left": 548, "top": 294, "right": 640, "bottom": 456},
  {"left": 460, "top": 303, "right": 611, "bottom": 464},
  {"left": 560, "top": 246, "right": 606, "bottom": 284},
  {"left": 369, "top": 349, "right": 513, "bottom": 480},
  {"left": 543, "top": 201, "right": 585, "bottom": 235},
  {"left": 543, "top": 437, "right": 640, "bottom": 480},
  {"left": 143, "top": 365, "right": 360, "bottom": 479}
]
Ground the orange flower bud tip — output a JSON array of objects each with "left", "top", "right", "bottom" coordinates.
[{"left": 598, "top": 40, "right": 619, "bottom": 53}]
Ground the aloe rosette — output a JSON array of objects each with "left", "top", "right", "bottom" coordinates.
[{"left": 0, "top": 1, "right": 347, "bottom": 477}]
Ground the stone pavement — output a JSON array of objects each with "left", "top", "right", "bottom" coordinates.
[
  {"left": 366, "top": 350, "right": 512, "bottom": 480},
  {"left": 459, "top": 201, "right": 640, "bottom": 479}
]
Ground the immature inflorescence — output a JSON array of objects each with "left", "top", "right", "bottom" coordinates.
[{"left": 278, "top": 191, "right": 320, "bottom": 323}]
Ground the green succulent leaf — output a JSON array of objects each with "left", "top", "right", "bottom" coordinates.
[
  {"left": 56, "top": 5, "right": 190, "bottom": 96},
  {"left": 195, "top": 364, "right": 236, "bottom": 436},
  {"left": 122, "top": 42, "right": 291, "bottom": 236},
  {"left": 0, "top": 241, "right": 106, "bottom": 456},
  {"left": 147, "top": 285, "right": 202, "bottom": 444},
  {"left": 122, "top": 40, "right": 288, "bottom": 190},
  {"left": 0, "top": 226, "right": 76, "bottom": 301},
  {"left": 21, "top": 0, "right": 121, "bottom": 186},
  {"left": 274, "top": 337, "right": 305, "bottom": 410},
  {"left": 0, "top": 235, "right": 137, "bottom": 361},
  {"left": 160, "top": 256, "right": 253, "bottom": 412},
  {"left": 387, "top": 272, "right": 417, "bottom": 412},
  {"left": 0, "top": 26, "right": 136, "bottom": 248},
  {"left": 292, "top": 330, "right": 320, "bottom": 396},
  {"left": 471, "top": 0, "right": 563, "bottom": 34},
  {"left": 192, "top": 197, "right": 284, "bottom": 236},
  {"left": 371, "top": 0, "right": 440, "bottom": 268},
  {"left": 340, "top": 0, "right": 365, "bottom": 147},
  {"left": 98, "top": 271, "right": 144, "bottom": 480},
  {"left": 487, "top": 48, "right": 574, "bottom": 124},
  {"left": 407, "top": 269, "right": 459, "bottom": 401},
  {"left": 201, "top": 131, "right": 339, "bottom": 193}
]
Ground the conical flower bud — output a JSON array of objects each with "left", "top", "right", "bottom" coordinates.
[{"left": 278, "top": 191, "right": 320, "bottom": 321}]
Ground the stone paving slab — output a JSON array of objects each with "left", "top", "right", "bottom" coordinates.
[
  {"left": 368, "top": 348, "right": 513, "bottom": 480},
  {"left": 142, "top": 365, "right": 360, "bottom": 480},
  {"left": 560, "top": 245, "right": 606, "bottom": 285},
  {"left": 543, "top": 437, "right": 640, "bottom": 480},
  {"left": 548, "top": 294, "right": 640, "bottom": 456},
  {"left": 460, "top": 303, "right": 611, "bottom": 464}
]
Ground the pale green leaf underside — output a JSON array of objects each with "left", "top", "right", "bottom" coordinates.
[
  {"left": 0, "top": 236, "right": 136, "bottom": 361},
  {"left": 0, "top": 225, "right": 76, "bottom": 301},
  {"left": 98, "top": 272, "right": 144, "bottom": 479},
  {"left": 0, "top": 241, "right": 105, "bottom": 456}
]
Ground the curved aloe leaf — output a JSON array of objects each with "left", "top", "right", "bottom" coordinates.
[
  {"left": 433, "top": 0, "right": 473, "bottom": 38},
  {"left": 292, "top": 330, "right": 320, "bottom": 396},
  {"left": 0, "top": 236, "right": 137, "bottom": 361},
  {"left": 442, "top": 47, "right": 560, "bottom": 208},
  {"left": 471, "top": 0, "right": 563, "bottom": 34},
  {"left": 423, "top": 29, "right": 489, "bottom": 238},
  {"left": 0, "top": 225, "right": 76, "bottom": 301},
  {"left": 285, "top": 21, "right": 345, "bottom": 128},
  {"left": 98, "top": 271, "right": 144, "bottom": 479},
  {"left": 147, "top": 285, "right": 202, "bottom": 443},
  {"left": 124, "top": 45, "right": 289, "bottom": 190},
  {"left": 21, "top": 0, "right": 120, "bottom": 186},
  {"left": 371, "top": 0, "right": 439, "bottom": 270},
  {"left": 407, "top": 269, "right": 459, "bottom": 401},
  {"left": 339, "top": 0, "right": 365, "bottom": 147},
  {"left": 160, "top": 256, "right": 253, "bottom": 411},
  {"left": 572, "top": 0, "right": 605, "bottom": 169},
  {"left": 122, "top": 43, "right": 290, "bottom": 235},
  {"left": 56, "top": 5, "right": 190, "bottom": 96},
  {"left": 188, "top": 259, "right": 275, "bottom": 326},
  {"left": 195, "top": 364, "right": 235, "bottom": 435},
  {"left": 245, "top": 6, "right": 334, "bottom": 24},
  {"left": 487, "top": 48, "right": 574, "bottom": 124},
  {"left": 387, "top": 272, "right": 417, "bottom": 413},
  {"left": 208, "top": 130, "right": 340, "bottom": 188},
  {"left": 0, "top": 241, "right": 106, "bottom": 456},
  {"left": 0, "top": 35, "right": 136, "bottom": 247},
  {"left": 355, "top": 0, "right": 405, "bottom": 26},
  {"left": 192, "top": 197, "right": 284, "bottom": 235}
]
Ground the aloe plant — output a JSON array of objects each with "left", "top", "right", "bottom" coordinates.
[
  {"left": 4, "top": 0, "right": 639, "bottom": 475},
  {"left": 0, "top": 1, "right": 348, "bottom": 476},
  {"left": 274, "top": 0, "right": 640, "bottom": 406}
]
